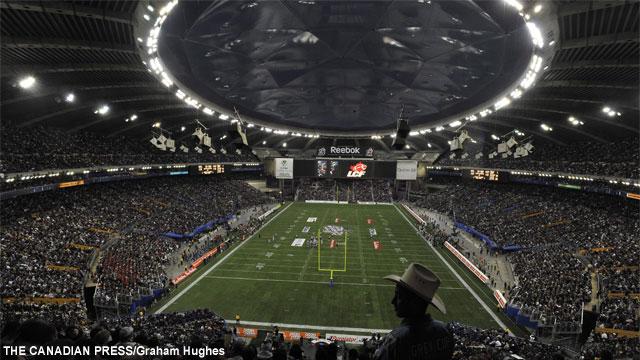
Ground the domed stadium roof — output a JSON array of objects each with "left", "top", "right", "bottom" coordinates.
[
  {"left": 157, "top": 0, "right": 533, "bottom": 135},
  {"left": 1, "top": 0, "right": 638, "bottom": 151}
]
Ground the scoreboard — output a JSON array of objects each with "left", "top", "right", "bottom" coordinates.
[
  {"left": 192, "top": 164, "right": 225, "bottom": 175},
  {"left": 189, "top": 163, "right": 262, "bottom": 175},
  {"left": 469, "top": 169, "right": 499, "bottom": 181},
  {"left": 465, "top": 169, "right": 509, "bottom": 182}
]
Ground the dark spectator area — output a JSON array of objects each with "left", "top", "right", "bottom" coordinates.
[
  {"left": 436, "top": 138, "right": 639, "bottom": 179},
  {"left": 0, "top": 125, "right": 258, "bottom": 173}
]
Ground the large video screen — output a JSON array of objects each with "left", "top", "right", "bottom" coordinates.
[{"left": 293, "top": 160, "right": 396, "bottom": 178}]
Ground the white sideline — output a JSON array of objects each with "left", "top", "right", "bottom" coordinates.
[
  {"left": 393, "top": 204, "right": 508, "bottom": 330},
  {"left": 228, "top": 319, "right": 391, "bottom": 334},
  {"left": 155, "top": 202, "right": 295, "bottom": 314}
]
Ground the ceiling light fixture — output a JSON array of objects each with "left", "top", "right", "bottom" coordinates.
[
  {"left": 18, "top": 76, "right": 36, "bottom": 89},
  {"left": 94, "top": 105, "right": 110, "bottom": 115},
  {"left": 568, "top": 116, "right": 584, "bottom": 126},
  {"left": 65, "top": 93, "right": 75, "bottom": 103},
  {"left": 504, "top": 0, "right": 523, "bottom": 11}
]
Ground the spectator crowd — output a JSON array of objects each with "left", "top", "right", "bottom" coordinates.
[
  {"left": 296, "top": 179, "right": 393, "bottom": 203},
  {"left": 411, "top": 179, "right": 638, "bottom": 357},
  {"left": 0, "top": 125, "right": 258, "bottom": 173},
  {"left": 437, "top": 138, "right": 639, "bottom": 179},
  {"left": 1, "top": 309, "right": 583, "bottom": 360},
  {"left": 1, "top": 176, "right": 271, "bottom": 332}
]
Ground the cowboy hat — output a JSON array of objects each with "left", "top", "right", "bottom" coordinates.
[{"left": 384, "top": 263, "right": 446, "bottom": 314}]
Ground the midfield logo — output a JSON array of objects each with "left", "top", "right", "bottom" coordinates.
[
  {"left": 323, "top": 225, "right": 344, "bottom": 236},
  {"left": 347, "top": 161, "right": 367, "bottom": 178}
]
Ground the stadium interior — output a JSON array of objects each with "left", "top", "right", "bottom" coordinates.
[{"left": 0, "top": 0, "right": 638, "bottom": 359}]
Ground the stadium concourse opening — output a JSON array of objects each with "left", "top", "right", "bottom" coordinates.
[{"left": 0, "top": 0, "right": 638, "bottom": 359}]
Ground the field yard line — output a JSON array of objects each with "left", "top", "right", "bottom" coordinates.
[
  {"left": 155, "top": 202, "right": 295, "bottom": 314},
  {"left": 230, "top": 320, "right": 391, "bottom": 334},
  {"left": 203, "top": 275, "right": 465, "bottom": 289},
  {"left": 393, "top": 204, "right": 508, "bottom": 330},
  {"left": 205, "top": 275, "right": 390, "bottom": 287},
  {"left": 224, "top": 260, "right": 446, "bottom": 268},
  {"left": 214, "top": 268, "right": 455, "bottom": 282}
]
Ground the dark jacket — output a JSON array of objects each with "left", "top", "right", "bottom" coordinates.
[{"left": 373, "top": 314, "right": 454, "bottom": 360}]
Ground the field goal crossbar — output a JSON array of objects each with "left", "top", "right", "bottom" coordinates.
[{"left": 317, "top": 228, "right": 348, "bottom": 279}]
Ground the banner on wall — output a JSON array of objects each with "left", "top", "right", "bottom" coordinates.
[
  {"left": 396, "top": 160, "right": 417, "bottom": 180},
  {"left": 275, "top": 158, "right": 294, "bottom": 179}
]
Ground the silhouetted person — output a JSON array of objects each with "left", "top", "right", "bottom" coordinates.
[{"left": 373, "top": 263, "right": 454, "bottom": 360}]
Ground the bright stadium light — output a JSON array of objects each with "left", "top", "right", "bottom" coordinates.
[
  {"left": 262, "top": 140, "right": 267, "bottom": 145},
  {"left": 568, "top": 116, "right": 583, "bottom": 126},
  {"left": 491, "top": 134, "right": 500, "bottom": 140},
  {"left": 65, "top": 93, "right": 75, "bottom": 103},
  {"left": 181, "top": 126, "right": 186, "bottom": 132},
  {"left": 602, "top": 105, "right": 622, "bottom": 117},
  {"left": 94, "top": 105, "right": 110, "bottom": 115},
  {"left": 130, "top": 114, "right": 138, "bottom": 121},
  {"left": 152, "top": 122, "right": 161, "bottom": 128},
  {"left": 18, "top": 76, "right": 36, "bottom": 89},
  {"left": 282, "top": 142, "right": 287, "bottom": 147},
  {"left": 540, "top": 123, "right": 553, "bottom": 131},
  {"left": 504, "top": 0, "right": 523, "bottom": 11}
]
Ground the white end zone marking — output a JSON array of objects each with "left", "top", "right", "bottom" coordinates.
[
  {"left": 393, "top": 203, "right": 508, "bottom": 330},
  {"left": 155, "top": 202, "right": 295, "bottom": 314}
]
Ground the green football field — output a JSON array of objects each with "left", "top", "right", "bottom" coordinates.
[{"left": 154, "top": 202, "right": 503, "bottom": 331}]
